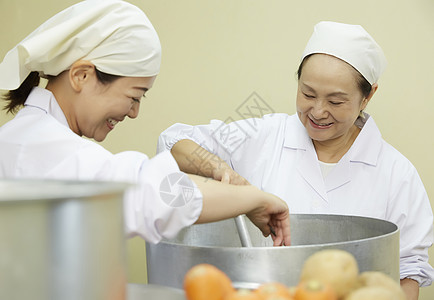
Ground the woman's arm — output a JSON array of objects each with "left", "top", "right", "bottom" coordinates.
[
  {"left": 189, "top": 174, "right": 290, "bottom": 246},
  {"left": 400, "top": 278, "right": 419, "bottom": 300},
  {"left": 173, "top": 139, "right": 249, "bottom": 185},
  {"left": 387, "top": 164, "right": 434, "bottom": 288},
  {"left": 158, "top": 116, "right": 273, "bottom": 184}
]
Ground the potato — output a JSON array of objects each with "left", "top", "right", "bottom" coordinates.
[
  {"left": 345, "top": 286, "right": 396, "bottom": 300},
  {"left": 300, "top": 249, "right": 359, "bottom": 299},
  {"left": 356, "top": 271, "right": 406, "bottom": 300}
]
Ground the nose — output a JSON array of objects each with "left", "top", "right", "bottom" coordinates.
[
  {"left": 310, "top": 99, "right": 328, "bottom": 119},
  {"left": 127, "top": 101, "right": 140, "bottom": 119}
]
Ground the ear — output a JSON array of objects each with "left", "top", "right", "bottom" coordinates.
[
  {"left": 361, "top": 83, "right": 378, "bottom": 110},
  {"left": 68, "top": 60, "right": 96, "bottom": 92}
]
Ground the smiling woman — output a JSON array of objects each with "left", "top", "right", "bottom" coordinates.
[
  {"left": 41, "top": 61, "right": 155, "bottom": 142},
  {"left": 0, "top": 0, "right": 291, "bottom": 247},
  {"left": 295, "top": 54, "right": 377, "bottom": 162},
  {"left": 157, "top": 21, "right": 434, "bottom": 300}
]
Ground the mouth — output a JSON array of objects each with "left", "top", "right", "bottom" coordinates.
[
  {"left": 309, "top": 117, "right": 333, "bottom": 129},
  {"left": 107, "top": 118, "right": 119, "bottom": 130}
]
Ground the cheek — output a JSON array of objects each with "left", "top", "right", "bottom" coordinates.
[
  {"left": 332, "top": 107, "right": 359, "bottom": 124},
  {"left": 105, "top": 98, "right": 130, "bottom": 114},
  {"left": 295, "top": 95, "right": 309, "bottom": 114}
]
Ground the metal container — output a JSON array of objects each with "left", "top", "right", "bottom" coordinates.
[
  {"left": 127, "top": 284, "right": 185, "bottom": 300},
  {"left": 146, "top": 214, "right": 399, "bottom": 289},
  {"left": 0, "top": 179, "right": 129, "bottom": 300}
]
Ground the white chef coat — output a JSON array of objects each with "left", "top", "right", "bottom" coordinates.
[
  {"left": 158, "top": 113, "right": 434, "bottom": 286},
  {"left": 0, "top": 87, "right": 203, "bottom": 244}
]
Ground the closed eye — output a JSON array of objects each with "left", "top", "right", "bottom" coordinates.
[{"left": 303, "top": 93, "right": 315, "bottom": 99}]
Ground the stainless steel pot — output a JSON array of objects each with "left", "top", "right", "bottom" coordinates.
[
  {"left": 127, "top": 284, "right": 185, "bottom": 300},
  {"left": 0, "top": 179, "right": 129, "bottom": 300},
  {"left": 146, "top": 214, "right": 399, "bottom": 289}
]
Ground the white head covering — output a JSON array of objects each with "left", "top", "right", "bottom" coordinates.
[
  {"left": 0, "top": 0, "right": 161, "bottom": 90},
  {"left": 301, "top": 21, "right": 387, "bottom": 84}
]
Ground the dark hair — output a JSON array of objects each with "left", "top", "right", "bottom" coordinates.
[
  {"left": 297, "top": 54, "right": 372, "bottom": 98},
  {"left": 3, "top": 71, "right": 40, "bottom": 114},
  {"left": 2, "top": 68, "right": 121, "bottom": 114},
  {"left": 94, "top": 68, "right": 122, "bottom": 85}
]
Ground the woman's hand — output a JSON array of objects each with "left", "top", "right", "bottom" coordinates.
[
  {"left": 191, "top": 176, "right": 291, "bottom": 247},
  {"left": 246, "top": 189, "right": 291, "bottom": 247},
  {"left": 212, "top": 164, "right": 250, "bottom": 185},
  {"left": 213, "top": 165, "right": 290, "bottom": 246}
]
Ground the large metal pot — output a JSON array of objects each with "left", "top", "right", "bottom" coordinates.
[
  {"left": 146, "top": 214, "right": 399, "bottom": 289},
  {"left": 0, "top": 179, "right": 129, "bottom": 300},
  {"left": 127, "top": 284, "right": 185, "bottom": 300}
]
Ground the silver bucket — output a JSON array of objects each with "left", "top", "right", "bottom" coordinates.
[
  {"left": 0, "top": 179, "right": 129, "bottom": 300},
  {"left": 146, "top": 214, "right": 399, "bottom": 289}
]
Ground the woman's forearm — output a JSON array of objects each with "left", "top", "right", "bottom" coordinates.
[
  {"left": 171, "top": 139, "right": 228, "bottom": 178},
  {"left": 400, "top": 278, "right": 419, "bottom": 300},
  {"left": 189, "top": 174, "right": 261, "bottom": 223},
  {"left": 189, "top": 174, "right": 291, "bottom": 246}
]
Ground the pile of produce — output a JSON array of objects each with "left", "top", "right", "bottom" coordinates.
[{"left": 183, "top": 249, "right": 406, "bottom": 300}]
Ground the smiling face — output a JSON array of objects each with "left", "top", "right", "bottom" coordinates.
[
  {"left": 296, "top": 54, "right": 369, "bottom": 146},
  {"left": 46, "top": 61, "right": 157, "bottom": 142},
  {"left": 74, "top": 74, "right": 156, "bottom": 142}
]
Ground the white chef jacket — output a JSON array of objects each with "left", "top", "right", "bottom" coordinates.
[
  {"left": 0, "top": 87, "right": 203, "bottom": 244},
  {"left": 158, "top": 113, "right": 434, "bottom": 286}
]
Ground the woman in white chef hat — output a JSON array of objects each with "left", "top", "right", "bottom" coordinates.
[
  {"left": 0, "top": 0, "right": 291, "bottom": 246},
  {"left": 158, "top": 21, "right": 434, "bottom": 298}
]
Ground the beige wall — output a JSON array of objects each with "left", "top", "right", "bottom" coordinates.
[{"left": 1, "top": 0, "right": 434, "bottom": 298}]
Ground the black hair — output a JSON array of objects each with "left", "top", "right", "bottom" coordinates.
[
  {"left": 94, "top": 68, "right": 122, "bottom": 85},
  {"left": 2, "top": 68, "right": 121, "bottom": 114},
  {"left": 3, "top": 71, "right": 40, "bottom": 114}
]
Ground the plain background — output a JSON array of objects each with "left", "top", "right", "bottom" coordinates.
[{"left": 1, "top": 0, "right": 433, "bottom": 298}]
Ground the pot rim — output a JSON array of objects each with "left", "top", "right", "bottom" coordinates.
[
  {"left": 0, "top": 179, "right": 130, "bottom": 202},
  {"left": 157, "top": 214, "right": 399, "bottom": 250}
]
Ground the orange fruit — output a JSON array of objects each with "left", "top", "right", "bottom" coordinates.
[
  {"left": 287, "top": 286, "right": 298, "bottom": 298},
  {"left": 184, "top": 263, "right": 235, "bottom": 300},
  {"left": 255, "top": 282, "right": 293, "bottom": 299},
  {"left": 225, "top": 289, "right": 263, "bottom": 300},
  {"left": 294, "top": 280, "right": 337, "bottom": 300},
  {"left": 263, "top": 296, "right": 294, "bottom": 300}
]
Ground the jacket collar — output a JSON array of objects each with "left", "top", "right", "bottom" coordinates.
[
  {"left": 24, "top": 87, "right": 69, "bottom": 128},
  {"left": 283, "top": 113, "right": 382, "bottom": 166},
  {"left": 282, "top": 113, "right": 382, "bottom": 200},
  {"left": 348, "top": 115, "right": 382, "bottom": 166}
]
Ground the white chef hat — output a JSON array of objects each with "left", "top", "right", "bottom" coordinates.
[
  {"left": 0, "top": 0, "right": 161, "bottom": 90},
  {"left": 301, "top": 21, "right": 387, "bottom": 84}
]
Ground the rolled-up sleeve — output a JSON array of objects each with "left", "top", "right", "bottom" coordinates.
[
  {"left": 388, "top": 165, "right": 434, "bottom": 286},
  {"left": 157, "top": 118, "right": 267, "bottom": 166}
]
